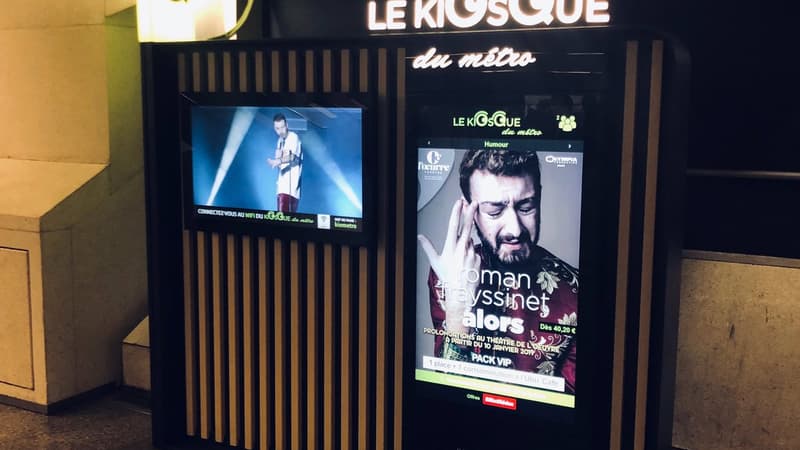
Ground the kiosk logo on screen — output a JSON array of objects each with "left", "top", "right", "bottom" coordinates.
[{"left": 453, "top": 110, "right": 521, "bottom": 128}]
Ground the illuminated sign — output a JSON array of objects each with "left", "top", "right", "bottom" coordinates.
[
  {"left": 367, "top": 0, "right": 610, "bottom": 32},
  {"left": 413, "top": 47, "right": 536, "bottom": 70}
]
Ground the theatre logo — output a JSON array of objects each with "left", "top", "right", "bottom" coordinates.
[
  {"left": 544, "top": 154, "right": 579, "bottom": 168},
  {"left": 419, "top": 150, "right": 452, "bottom": 178}
]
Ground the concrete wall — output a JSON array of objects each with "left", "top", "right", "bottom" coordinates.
[
  {"left": 0, "top": 1, "right": 146, "bottom": 407},
  {"left": 674, "top": 255, "right": 800, "bottom": 450}
]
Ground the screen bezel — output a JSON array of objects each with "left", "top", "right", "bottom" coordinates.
[
  {"left": 404, "top": 91, "right": 618, "bottom": 450},
  {"left": 179, "top": 91, "right": 377, "bottom": 245}
]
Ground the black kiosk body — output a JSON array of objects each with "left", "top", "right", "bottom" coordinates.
[{"left": 142, "top": 24, "right": 688, "bottom": 450}]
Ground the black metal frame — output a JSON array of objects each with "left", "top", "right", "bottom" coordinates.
[{"left": 141, "top": 27, "right": 688, "bottom": 450}]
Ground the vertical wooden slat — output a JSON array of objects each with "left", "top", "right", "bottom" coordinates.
[
  {"left": 274, "top": 240, "right": 286, "bottom": 450},
  {"left": 323, "top": 245, "right": 335, "bottom": 450},
  {"left": 610, "top": 40, "right": 639, "bottom": 450},
  {"left": 212, "top": 233, "right": 226, "bottom": 442},
  {"left": 340, "top": 246, "right": 352, "bottom": 450},
  {"left": 238, "top": 51, "right": 248, "bottom": 93},
  {"left": 359, "top": 49, "right": 369, "bottom": 93},
  {"left": 192, "top": 52, "right": 201, "bottom": 93},
  {"left": 255, "top": 51, "right": 264, "bottom": 93},
  {"left": 288, "top": 50, "right": 298, "bottom": 93},
  {"left": 178, "top": 53, "right": 187, "bottom": 92},
  {"left": 258, "top": 238, "right": 271, "bottom": 450},
  {"left": 305, "top": 50, "right": 315, "bottom": 92},
  {"left": 357, "top": 247, "right": 370, "bottom": 450},
  {"left": 321, "top": 51, "right": 334, "bottom": 450},
  {"left": 223, "top": 51, "right": 232, "bottom": 92},
  {"left": 290, "top": 241, "right": 302, "bottom": 450},
  {"left": 271, "top": 51, "right": 281, "bottom": 93},
  {"left": 375, "top": 47, "right": 388, "bottom": 450},
  {"left": 306, "top": 243, "right": 318, "bottom": 450},
  {"left": 197, "top": 231, "right": 210, "bottom": 439},
  {"left": 393, "top": 47, "right": 406, "bottom": 450},
  {"left": 341, "top": 49, "right": 351, "bottom": 93},
  {"left": 322, "top": 50, "right": 332, "bottom": 93},
  {"left": 183, "top": 231, "right": 197, "bottom": 436},
  {"left": 634, "top": 40, "right": 665, "bottom": 450},
  {"left": 242, "top": 236, "right": 255, "bottom": 450},
  {"left": 228, "top": 235, "right": 241, "bottom": 447},
  {"left": 208, "top": 52, "right": 217, "bottom": 93}
]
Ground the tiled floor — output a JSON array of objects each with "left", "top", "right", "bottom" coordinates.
[{"left": 0, "top": 393, "right": 155, "bottom": 450}]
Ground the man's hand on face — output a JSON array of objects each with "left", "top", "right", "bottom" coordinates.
[{"left": 418, "top": 199, "right": 480, "bottom": 335}]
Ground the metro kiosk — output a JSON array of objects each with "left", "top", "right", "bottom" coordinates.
[{"left": 142, "top": 5, "right": 688, "bottom": 450}]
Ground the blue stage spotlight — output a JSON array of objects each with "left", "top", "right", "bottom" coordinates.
[{"left": 206, "top": 107, "right": 256, "bottom": 205}]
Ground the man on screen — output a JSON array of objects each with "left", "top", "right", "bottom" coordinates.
[
  {"left": 267, "top": 113, "right": 303, "bottom": 212},
  {"left": 418, "top": 149, "right": 579, "bottom": 393}
]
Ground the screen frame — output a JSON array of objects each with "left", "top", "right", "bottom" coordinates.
[
  {"left": 179, "top": 91, "right": 377, "bottom": 246},
  {"left": 403, "top": 89, "right": 619, "bottom": 450}
]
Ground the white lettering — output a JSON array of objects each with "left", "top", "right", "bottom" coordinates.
[
  {"left": 412, "top": 47, "right": 453, "bottom": 69},
  {"left": 369, "top": 0, "right": 611, "bottom": 31},
  {"left": 445, "top": 0, "right": 487, "bottom": 28},
  {"left": 486, "top": 0, "right": 510, "bottom": 26},
  {"left": 414, "top": 0, "right": 442, "bottom": 28},
  {"left": 555, "top": 0, "right": 582, "bottom": 24},
  {"left": 457, "top": 47, "right": 536, "bottom": 69},
  {"left": 586, "top": 0, "right": 610, "bottom": 23},
  {"left": 386, "top": 0, "right": 408, "bottom": 29},
  {"left": 367, "top": 1, "right": 387, "bottom": 30},
  {"left": 507, "top": 0, "right": 554, "bottom": 26}
]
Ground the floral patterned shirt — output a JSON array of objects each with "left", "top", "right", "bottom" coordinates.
[{"left": 428, "top": 244, "right": 579, "bottom": 393}]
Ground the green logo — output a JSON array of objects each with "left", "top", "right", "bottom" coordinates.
[{"left": 557, "top": 115, "right": 577, "bottom": 132}]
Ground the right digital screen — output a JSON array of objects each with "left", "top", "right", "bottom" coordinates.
[{"left": 415, "top": 134, "right": 584, "bottom": 414}]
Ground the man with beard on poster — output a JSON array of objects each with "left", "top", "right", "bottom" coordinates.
[{"left": 418, "top": 149, "right": 579, "bottom": 393}]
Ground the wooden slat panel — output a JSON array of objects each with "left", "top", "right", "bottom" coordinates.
[
  {"left": 274, "top": 240, "right": 286, "bottom": 450},
  {"left": 341, "top": 49, "right": 351, "bottom": 93},
  {"left": 357, "top": 247, "right": 370, "bottom": 450},
  {"left": 242, "top": 236, "right": 255, "bottom": 450},
  {"left": 290, "top": 241, "right": 302, "bottom": 450},
  {"left": 255, "top": 51, "right": 264, "bottom": 93},
  {"left": 393, "top": 47, "right": 406, "bottom": 450},
  {"left": 183, "top": 231, "right": 197, "bottom": 436},
  {"left": 207, "top": 52, "right": 217, "bottom": 93},
  {"left": 227, "top": 235, "right": 241, "bottom": 447},
  {"left": 634, "top": 40, "right": 665, "bottom": 450},
  {"left": 305, "top": 50, "right": 315, "bottom": 93},
  {"left": 192, "top": 52, "right": 201, "bottom": 93},
  {"left": 212, "top": 233, "right": 227, "bottom": 442},
  {"left": 223, "top": 51, "right": 232, "bottom": 92},
  {"left": 610, "top": 40, "right": 639, "bottom": 450},
  {"left": 197, "top": 231, "right": 210, "bottom": 439},
  {"left": 288, "top": 50, "right": 297, "bottom": 93},
  {"left": 322, "top": 50, "right": 332, "bottom": 93},
  {"left": 340, "top": 246, "right": 352, "bottom": 450},
  {"left": 359, "top": 49, "right": 369, "bottom": 93},
  {"left": 178, "top": 53, "right": 187, "bottom": 92},
  {"left": 375, "top": 47, "right": 388, "bottom": 450},
  {"left": 238, "top": 51, "right": 248, "bottom": 93},
  {"left": 323, "top": 245, "right": 335, "bottom": 450},
  {"left": 258, "top": 238, "right": 271, "bottom": 450},
  {"left": 271, "top": 51, "right": 281, "bottom": 93},
  {"left": 306, "top": 243, "right": 318, "bottom": 450}
]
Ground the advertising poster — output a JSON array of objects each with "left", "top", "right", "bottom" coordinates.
[
  {"left": 415, "top": 134, "right": 583, "bottom": 411},
  {"left": 190, "top": 105, "right": 364, "bottom": 231}
]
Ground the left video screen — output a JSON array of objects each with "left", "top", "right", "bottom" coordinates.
[{"left": 185, "top": 103, "right": 366, "bottom": 237}]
